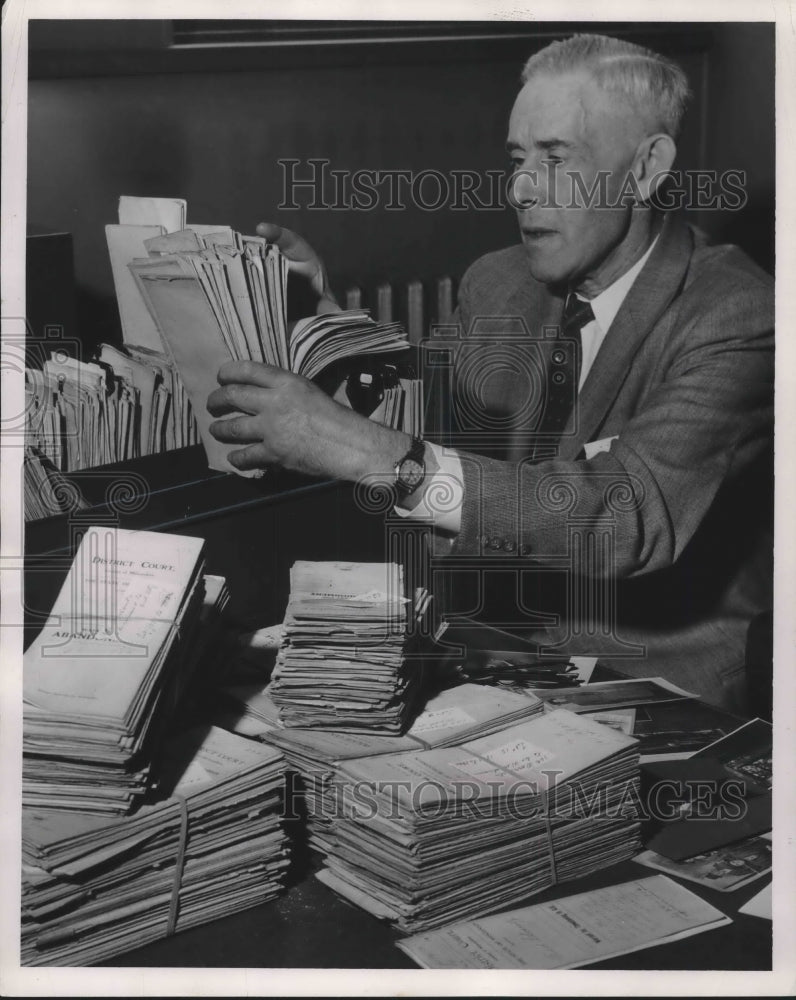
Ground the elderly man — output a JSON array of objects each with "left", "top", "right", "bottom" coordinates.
[{"left": 207, "top": 34, "right": 773, "bottom": 713}]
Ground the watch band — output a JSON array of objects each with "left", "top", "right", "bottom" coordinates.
[{"left": 394, "top": 436, "right": 426, "bottom": 501}]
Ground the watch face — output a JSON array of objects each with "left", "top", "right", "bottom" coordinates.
[{"left": 398, "top": 458, "right": 425, "bottom": 493}]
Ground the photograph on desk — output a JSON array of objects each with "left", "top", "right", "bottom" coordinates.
[{"left": 3, "top": 3, "right": 790, "bottom": 994}]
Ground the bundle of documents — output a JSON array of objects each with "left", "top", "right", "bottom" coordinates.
[
  {"left": 21, "top": 725, "right": 290, "bottom": 966},
  {"left": 270, "top": 561, "right": 427, "bottom": 734},
  {"left": 101, "top": 341, "right": 199, "bottom": 457},
  {"left": 107, "top": 195, "right": 413, "bottom": 474},
  {"left": 24, "top": 345, "right": 198, "bottom": 474},
  {"left": 23, "top": 446, "right": 89, "bottom": 520},
  {"left": 369, "top": 375, "right": 423, "bottom": 438},
  {"left": 23, "top": 527, "right": 210, "bottom": 814},
  {"left": 218, "top": 681, "right": 544, "bottom": 853},
  {"left": 316, "top": 708, "right": 642, "bottom": 932},
  {"left": 397, "top": 874, "right": 731, "bottom": 968}
]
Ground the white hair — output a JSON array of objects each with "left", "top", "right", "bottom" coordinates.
[{"left": 522, "top": 33, "right": 692, "bottom": 138}]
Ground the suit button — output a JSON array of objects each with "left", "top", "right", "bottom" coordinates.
[
  {"left": 503, "top": 539, "right": 516, "bottom": 552},
  {"left": 519, "top": 543, "right": 531, "bottom": 556}
]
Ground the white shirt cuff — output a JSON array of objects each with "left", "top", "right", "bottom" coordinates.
[{"left": 393, "top": 442, "right": 463, "bottom": 536}]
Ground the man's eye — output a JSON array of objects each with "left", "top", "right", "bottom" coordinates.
[{"left": 543, "top": 156, "right": 563, "bottom": 166}]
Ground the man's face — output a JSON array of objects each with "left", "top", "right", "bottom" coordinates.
[{"left": 507, "top": 70, "right": 646, "bottom": 290}]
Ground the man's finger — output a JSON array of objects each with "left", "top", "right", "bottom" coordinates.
[
  {"left": 208, "top": 415, "right": 262, "bottom": 444},
  {"left": 255, "top": 222, "right": 342, "bottom": 314},
  {"left": 216, "top": 359, "right": 286, "bottom": 389},
  {"left": 227, "top": 443, "right": 272, "bottom": 472},
  {"left": 207, "top": 382, "right": 275, "bottom": 417},
  {"left": 255, "top": 222, "right": 314, "bottom": 263}
]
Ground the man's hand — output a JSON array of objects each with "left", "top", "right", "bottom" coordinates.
[
  {"left": 207, "top": 360, "right": 411, "bottom": 481},
  {"left": 256, "top": 222, "right": 342, "bottom": 315}
]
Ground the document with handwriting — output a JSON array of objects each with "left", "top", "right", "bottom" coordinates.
[
  {"left": 23, "top": 526, "right": 205, "bottom": 722},
  {"left": 397, "top": 874, "right": 731, "bottom": 968}
]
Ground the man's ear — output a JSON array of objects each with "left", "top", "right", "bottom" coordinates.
[{"left": 632, "top": 133, "right": 677, "bottom": 203}]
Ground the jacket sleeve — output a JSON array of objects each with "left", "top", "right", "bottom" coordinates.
[{"left": 451, "top": 276, "right": 774, "bottom": 580}]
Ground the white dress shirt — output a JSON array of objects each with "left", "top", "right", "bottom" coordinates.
[{"left": 396, "top": 237, "right": 659, "bottom": 536}]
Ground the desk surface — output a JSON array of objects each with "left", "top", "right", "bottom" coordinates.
[{"left": 100, "top": 848, "right": 771, "bottom": 971}]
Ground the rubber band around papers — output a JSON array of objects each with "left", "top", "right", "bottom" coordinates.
[
  {"left": 166, "top": 794, "right": 189, "bottom": 936},
  {"left": 33, "top": 795, "right": 191, "bottom": 951},
  {"left": 541, "top": 798, "right": 558, "bottom": 886},
  {"left": 457, "top": 746, "right": 561, "bottom": 886}
]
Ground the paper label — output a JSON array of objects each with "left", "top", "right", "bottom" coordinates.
[
  {"left": 450, "top": 754, "right": 508, "bottom": 782},
  {"left": 409, "top": 706, "right": 476, "bottom": 736},
  {"left": 174, "top": 759, "right": 214, "bottom": 791},
  {"left": 482, "top": 738, "right": 556, "bottom": 773}
]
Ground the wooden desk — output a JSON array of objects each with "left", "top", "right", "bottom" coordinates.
[{"left": 23, "top": 448, "right": 772, "bottom": 972}]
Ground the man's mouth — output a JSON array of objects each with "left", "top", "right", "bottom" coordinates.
[{"left": 522, "top": 227, "right": 557, "bottom": 240}]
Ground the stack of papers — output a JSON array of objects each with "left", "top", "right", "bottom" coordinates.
[
  {"left": 23, "top": 446, "right": 89, "bottom": 520},
  {"left": 397, "top": 874, "right": 731, "bottom": 968},
  {"left": 111, "top": 196, "right": 411, "bottom": 474},
  {"left": 218, "top": 681, "right": 544, "bottom": 853},
  {"left": 316, "top": 709, "right": 642, "bottom": 932},
  {"left": 100, "top": 341, "right": 199, "bottom": 457},
  {"left": 367, "top": 374, "right": 423, "bottom": 438},
  {"left": 270, "top": 561, "right": 427, "bottom": 734},
  {"left": 24, "top": 344, "right": 198, "bottom": 474},
  {"left": 23, "top": 527, "right": 209, "bottom": 814},
  {"left": 25, "top": 195, "right": 417, "bottom": 478},
  {"left": 286, "top": 310, "right": 408, "bottom": 381},
  {"left": 21, "top": 725, "right": 290, "bottom": 966}
]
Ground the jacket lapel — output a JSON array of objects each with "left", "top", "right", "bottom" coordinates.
[{"left": 557, "top": 213, "right": 694, "bottom": 460}]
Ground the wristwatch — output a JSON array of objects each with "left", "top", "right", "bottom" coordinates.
[{"left": 394, "top": 436, "right": 426, "bottom": 502}]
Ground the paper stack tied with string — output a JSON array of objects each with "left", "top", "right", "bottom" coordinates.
[
  {"left": 21, "top": 725, "right": 290, "bottom": 966},
  {"left": 269, "top": 561, "right": 429, "bottom": 734},
  {"left": 23, "top": 526, "right": 212, "bottom": 814},
  {"left": 314, "top": 709, "right": 641, "bottom": 933},
  {"left": 217, "top": 681, "right": 545, "bottom": 855}
]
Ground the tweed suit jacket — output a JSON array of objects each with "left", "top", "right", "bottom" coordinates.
[{"left": 437, "top": 212, "right": 774, "bottom": 712}]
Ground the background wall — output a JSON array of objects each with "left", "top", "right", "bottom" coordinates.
[{"left": 25, "top": 21, "right": 774, "bottom": 350}]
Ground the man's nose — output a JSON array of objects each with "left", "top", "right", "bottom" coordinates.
[{"left": 510, "top": 168, "right": 540, "bottom": 209}]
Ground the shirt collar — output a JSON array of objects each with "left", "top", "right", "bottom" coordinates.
[{"left": 578, "top": 234, "right": 660, "bottom": 333}]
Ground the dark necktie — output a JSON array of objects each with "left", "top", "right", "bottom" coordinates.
[{"left": 536, "top": 293, "right": 595, "bottom": 438}]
